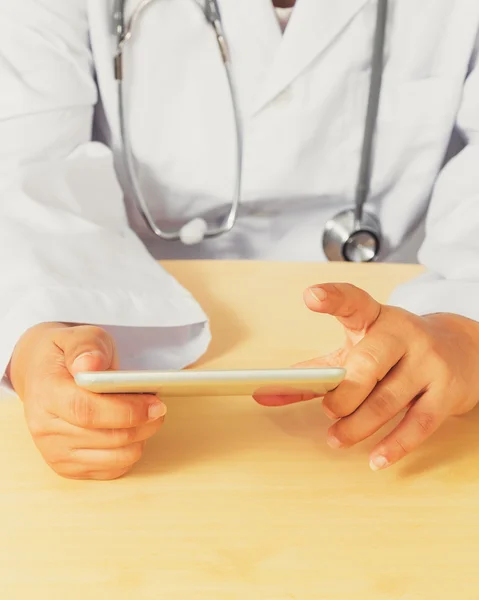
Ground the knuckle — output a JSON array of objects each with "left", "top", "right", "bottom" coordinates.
[
  {"left": 109, "top": 427, "right": 138, "bottom": 447},
  {"left": 377, "top": 331, "right": 402, "bottom": 353},
  {"left": 368, "top": 385, "right": 398, "bottom": 418},
  {"left": 26, "top": 414, "right": 48, "bottom": 439},
  {"left": 45, "top": 449, "right": 66, "bottom": 467},
  {"left": 62, "top": 325, "right": 113, "bottom": 358},
  {"left": 414, "top": 410, "right": 439, "bottom": 435},
  {"left": 122, "top": 401, "right": 148, "bottom": 427},
  {"left": 323, "top": 398, "right": 349, "bottom": 419},
  {"left": 322, "top": 399, "right": 338, "bottom": 418},
  {"left": 82, "top": 326, "right": 111, "bottom": 349},
  {"left": 323, "top": 387, "right": 357, "bottom": 419},
  {"left": 116, "top": 442, "right": 145, "bottom": 468},
  {"left": 423, "top": 335, "right": 449, "bottom": 366},
  {"left": 127, "top": 441, "right": 145, "bottom": 464},
  {"left": 43, "top": 443, "right": 79, "bottom": 470},
  {"left": 126, "top": 404, "right": 137, "bottom": 427},
  {"left": 52, "top": 465, "right": 74, "bottom": 479},
  {"left": 84, "top": 324, "right": 108, "bottom": 337},
  {"left": 354, "top": 348, "right": 381, "bottom": 374},
  {"left": 327, "top": 283, "right": 344, "bottom": 298},
  {"left": 48, "top": 459, "right": 80, "bottom": 478},
  {"left": 433, "top": 356, "right": 450, "bottom": 376},
  {"left": 69, "top": 390, "right": 96, "bottom": 428},
  {"left": 389, "top": 411, "right": 440, "bottom": 459},
  {"left": 391, "top": 436, "right": 411, "bottom": 456},
  {"left": 73, "top": 324, "right": 108, "bottom": 343},
  {"left": 326, "top": 404, "right": 350, "bottom": 420},
  {"left": 334, "top": 427, "right": 355, "bottom": 447},
  {"left": 427, "top": 343, "right": 445, "bottom": 363}
]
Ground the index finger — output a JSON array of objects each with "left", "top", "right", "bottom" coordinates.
[
  {"left": 41, "top": 379, "right": 166, "bottom": 429},
  {"left": 323, "top": 328, "right": 407, "bottom": 418}
]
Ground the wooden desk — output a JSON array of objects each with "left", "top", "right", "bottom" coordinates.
[{"left": 1, "top": 261, "right": 478, "bottom": 599}]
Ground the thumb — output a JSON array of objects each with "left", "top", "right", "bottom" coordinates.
[
  {"left": 253, "top": 349, "right": 347, "bottom": 408},
  {"left": 54, "top": 326, "right": 118, "bottom": 376},
  {"left": 304, "top": 283, "right": 382, "bottom": 334}
]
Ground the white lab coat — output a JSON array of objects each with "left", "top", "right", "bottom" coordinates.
[{"left": 1, "top": 0, "right": 479, "bottom": 378}]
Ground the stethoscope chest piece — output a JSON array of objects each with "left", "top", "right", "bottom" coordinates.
[{"left": 322, "top": 208, "right": 381, "bottom": 263}]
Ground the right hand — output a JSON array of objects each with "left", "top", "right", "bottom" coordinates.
[{"left": 8, "top": 323, "right": 166, "bottom": 480}]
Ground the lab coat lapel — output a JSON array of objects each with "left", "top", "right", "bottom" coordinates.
[
  {"left": 218, "top": 0, "right": 282, "bottom": 116},
  {"left": 253, "top": 0, "right": 371, "bottom": 113},
  {"left": 222, "top": 0, "right": 282, "bottom": 55}
]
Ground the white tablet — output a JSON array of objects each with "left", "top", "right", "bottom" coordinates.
[{"left": 74, "top": 367, "right": 345, "bottom": 398}]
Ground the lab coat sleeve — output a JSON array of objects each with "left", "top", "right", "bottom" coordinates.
[
  {"left": 388, "top": 41, "right": 479, "bottom": 320},
  {"left": 0, "top": 1, "right": 210, "bottom": 381}
]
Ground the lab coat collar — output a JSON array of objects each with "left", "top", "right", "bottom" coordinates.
[{"left": 250, "top": 0, "right": 371, "bottom": 114}]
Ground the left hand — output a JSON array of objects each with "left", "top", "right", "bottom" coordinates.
[{"left": 254, "top": 283, "right": 479, "bottom": 471}]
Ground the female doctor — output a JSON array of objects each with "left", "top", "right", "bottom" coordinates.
[{"left": 3, "top": 0, "right": 479, "bottom": 480}]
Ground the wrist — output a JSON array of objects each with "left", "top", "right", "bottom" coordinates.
[{"left": 7, "top": 322, "right": 72, "bottom": 396}]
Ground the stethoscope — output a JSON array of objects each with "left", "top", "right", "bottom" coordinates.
[{"left": 113, "top": 0, "right": 388, "bottom": 262}]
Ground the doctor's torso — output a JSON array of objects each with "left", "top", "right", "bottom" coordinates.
[{"left": 88, "top": 0, "right": 479, "bottom": 262}]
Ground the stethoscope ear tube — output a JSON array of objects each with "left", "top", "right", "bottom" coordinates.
[
  {"left": 112, "top": 0, "right": 125, "bottom": 39},
  {"left": 323, "top": 0, "right": 388, "bottom": 263},
  {"left": 114, "top": 0, "right": 242, "bottom": 242},
  {"left": 112, "top": 0, "right": 388, "bottom": 258}
]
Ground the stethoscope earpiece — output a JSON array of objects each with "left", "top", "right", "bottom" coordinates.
[{"left": 112, "top": 0, "right": 125, "bottom": 39}]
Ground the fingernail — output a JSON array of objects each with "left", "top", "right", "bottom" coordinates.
[
  {"left": 72, "top": 351, "right": 104, "bottom": 370},
  {"left": 323, "top": 405, "right": 337, "bottom": 420},
  {"left": 369, "top": 455, "right": 390, "bottom": 471},
  {"left": 327, "top": 435, "right": 342, "bottom": 449},
  {"left": 309, "top": 287, "right": 328, "bottom": 302},
  {"left": 148, "top": 402, "right": 167, "bottom": 421}
]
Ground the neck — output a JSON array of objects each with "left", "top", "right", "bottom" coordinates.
[{"left": 273, "top": 1, "right": 295, "bottom": 7}]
